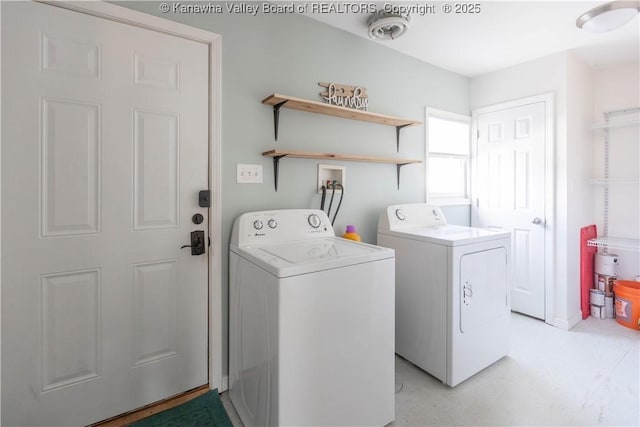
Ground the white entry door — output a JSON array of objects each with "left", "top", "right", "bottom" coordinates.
[
  {"left": 473, "top": 100, "right": 547, "bottom": 319},
  {"left": 2, "top": 2, "right": 209, "bottom": 425}
]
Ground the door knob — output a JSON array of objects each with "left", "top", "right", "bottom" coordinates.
[
  {"left": 180, "top": 230, "right": 206, "bottom": 255},
  {"left": 531, "top": 217, "right": 543, "bottom": 225}
]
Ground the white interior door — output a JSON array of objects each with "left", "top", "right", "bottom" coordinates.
[
  {"left": 1, "top": 2, "right": 209, "bottom": 425},
  {"left": 473, "top": 101, "right": 546, "bottom": 319}
]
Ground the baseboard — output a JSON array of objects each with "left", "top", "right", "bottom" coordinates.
[
  {"left": 566, "top": 311, "right": 583, "bottom": 329},
  {"left": 551, "top": 311, "right": 582, "bottom": 330}
]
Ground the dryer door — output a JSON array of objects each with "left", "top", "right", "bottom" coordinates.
[{"left": 459, "top": 247, "right": 508, "bottom": 332}]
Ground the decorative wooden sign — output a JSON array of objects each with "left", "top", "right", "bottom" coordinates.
[{"left": 319, "top": 82, "right": 369, "bottom": 111}]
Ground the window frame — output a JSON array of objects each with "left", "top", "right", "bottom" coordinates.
[{"left": 425, "top": 108, "right": 472, "bottom": 206}]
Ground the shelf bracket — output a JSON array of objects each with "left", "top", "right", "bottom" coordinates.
[
  {"left": 272, "top": 154, "right": 288, "bottom": 191},
  {"left": 272, "top": 101, "right": 289, "bottom": 141},
  {"left": 396, "top": 124, "right": 411, "bottom": 152},
  {"left": 396, "top": 163, "right": 410, "bottom": 190}
]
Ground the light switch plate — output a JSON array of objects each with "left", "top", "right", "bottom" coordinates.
[{"left": 237, "top": 164, "right": 263, "bottom": 184}]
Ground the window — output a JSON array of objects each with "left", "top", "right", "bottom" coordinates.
[{"left": 426, "top": 108, "right": 471, "bottom": 205}]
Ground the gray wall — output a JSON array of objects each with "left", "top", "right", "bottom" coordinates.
[{"left": 117, "top": 1, "right": 470, "bottom": 374}]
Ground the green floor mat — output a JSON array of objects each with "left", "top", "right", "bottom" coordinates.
[{"left": 128, "top": 390, "right": 233, "bottom": 427}]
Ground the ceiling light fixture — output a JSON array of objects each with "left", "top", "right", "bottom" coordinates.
[
  {"left": 367, "top": 11, "right": 410, "bottom": 40},
  {"left": 576, "top": 0, "right": 640, "bottom": 33}
]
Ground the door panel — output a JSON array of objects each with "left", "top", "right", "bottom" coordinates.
[
  {"left": 1, "top": 2, "right": 209, "bottom": 425},
  {"left": 133, "top": 260, "right": 179, "bottom": 366},
  {"left": 474, "top": 101, "right": 546, "bottom": 319},
  {"left": 133, "top": 110, "right": 180, "bottom": 230},
  {"left": 42, "top": 98, "right": 101, "bottom": 236},
  {"left": 41, "top": 269, "right": 101, "bottom": 391},
  {"left": 460, "top": 248, "right": 508, "bottom": 333}
]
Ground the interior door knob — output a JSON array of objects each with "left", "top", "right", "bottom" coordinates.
[{"left": 531, "top": 217, "right": 543, "bottom": 225}]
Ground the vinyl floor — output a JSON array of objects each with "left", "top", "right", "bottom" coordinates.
[{"left": 221, "top": 313, "right": 639, "bottom": 426}]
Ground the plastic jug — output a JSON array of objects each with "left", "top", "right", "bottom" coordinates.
[{"left": 342, "top": 225, "right": 361, "bottom": 242}]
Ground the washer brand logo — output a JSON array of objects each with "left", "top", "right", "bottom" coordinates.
[
  {"left": 308, "top": 228, "right": 326, "bottom": 233},
  {"left": 319, "top": 82, "right": 369, "bottom": 111}
]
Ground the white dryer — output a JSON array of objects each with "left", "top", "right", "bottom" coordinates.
[
  {"left": 377, "top": 203, "right": 511, "bottom": 387},
  {"left": 229, "top": 209, "right": 395, "bottom": 427}
]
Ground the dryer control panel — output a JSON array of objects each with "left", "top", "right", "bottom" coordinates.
[
  {"left": 231, "top": 209, "right": 335, "bottom": 248},
  {"left": 379, "top": 204, "right": 447, "bottom": 231}
]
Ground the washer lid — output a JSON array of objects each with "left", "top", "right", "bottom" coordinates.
[
  {"left": 379, "top": 224, "right": 511, "bottom": 246},
  {"left": 233, "top": 237, "right": 394, "bottom": 278}
]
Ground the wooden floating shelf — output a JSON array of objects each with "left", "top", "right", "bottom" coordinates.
[
  {"left": 262, "top": 149, "right": 421, "bottom": 191},
  {"left": 262, "top": 93, "right": 421, "bottom": 127},
  {"left": 262, "top": 93, "right": 422, "bottom": 150},
  {"left": 262, "top": 149, "right": 421, "bottom": 164}
]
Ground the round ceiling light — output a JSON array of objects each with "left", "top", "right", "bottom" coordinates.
[
  {"left": 367, "top": 11, "right": 410, "bottom": 40},
  {"left": 576, "top": 0, "right": 640, "bottom": 33}
]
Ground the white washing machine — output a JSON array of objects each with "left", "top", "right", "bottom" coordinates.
[
  {"left": 377, "top": 203, "right": 511, "bottom": 387},
  {"left": 229, "top": 209, "right": 395, "bottom": 427}
]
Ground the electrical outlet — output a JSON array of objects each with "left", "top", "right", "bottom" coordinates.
[{"left": 237, "top": 164, "right": 263, "bottom": 184}]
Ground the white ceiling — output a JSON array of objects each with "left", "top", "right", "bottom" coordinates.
[{"left": 305, "top": 1, "right": 640, "bottom": 77}]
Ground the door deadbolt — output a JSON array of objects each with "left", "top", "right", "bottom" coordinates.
[{"left": 192, "top": 213, "right": 204, "bottom": 225}]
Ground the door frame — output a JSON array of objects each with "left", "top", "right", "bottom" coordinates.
[
  {"left": 471, "top": 92, "right": 555, "bottom": 324},
  {"left": 0, "top": 2, "right": 224, "bottom": 418}
]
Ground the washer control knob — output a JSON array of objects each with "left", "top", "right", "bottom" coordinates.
[
  {"left": 308, "top": 214, "right": 321, "bottom": 228},
  {"left": 267, "top": 219, "right": 278, "bottom": 229},
  {"left": 395, "top": 209, "right": 406, "bottom": 221},
  {"left": 253, "top": 220, "right": 264, "bottom": 230}
]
